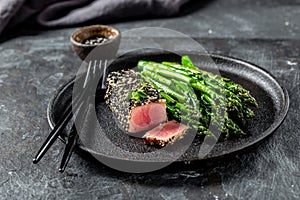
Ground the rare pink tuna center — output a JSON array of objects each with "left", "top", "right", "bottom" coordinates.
[{"left": 129, "top": 102, "right": 167, "bottom": 133}]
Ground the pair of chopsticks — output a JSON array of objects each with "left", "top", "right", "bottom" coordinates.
[{"left": 33, "top": 60, "right": 107, "bottom": 172}]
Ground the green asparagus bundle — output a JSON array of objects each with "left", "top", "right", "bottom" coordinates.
[{"left": 136, "top": 56, "right": 258, "bottom": 138}]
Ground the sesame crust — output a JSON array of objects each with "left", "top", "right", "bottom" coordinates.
[{"left": 104, "top": 69, "right": 164, "bottom": 131}]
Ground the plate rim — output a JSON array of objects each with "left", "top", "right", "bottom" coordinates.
[{"left": 47, "top": 53, "right": 290, "bottom": 163}]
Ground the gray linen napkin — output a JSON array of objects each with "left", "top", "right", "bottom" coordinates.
[{"left": 0, "top": 0, "right": 189, "bottom": 35}]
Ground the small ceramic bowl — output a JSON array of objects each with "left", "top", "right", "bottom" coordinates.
[{"left": 70, "top": 25, "right": 120, "bottom": 60}]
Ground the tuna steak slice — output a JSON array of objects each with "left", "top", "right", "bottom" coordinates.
[
  {"left": 104, "top": 69, "right": 167, "bottom": 133},
  {"left": 129, "top": 102, "right": 167, "bottom": 133},
  {"left": 143, "top": 120, "right": 189, "bottom": 146}
]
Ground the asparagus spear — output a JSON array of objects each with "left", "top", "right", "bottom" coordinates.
[
  {"left": 137, "top": 56, "right": 256, "bottom": 138},
  {"left": 141, "top": 60, "right": 255, "bottom": 123},
  {"left": 140, "top": 66, "right": 228, "bottom": 137},
  {"left": 139, "top": 73, "right": 208, "bottom": 130},
  {"left": 162, "top": 60, "right": 257, "bottom": 108},
  {"left": 179, "top": 56, "right": 249, "bottom": 134}
]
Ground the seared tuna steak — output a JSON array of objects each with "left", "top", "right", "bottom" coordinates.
[
  {"left": 143, "top": 120, "right": 188, "bottom": 146},
  {"left": 104, "top": 70, "right": 167, "bottom": 133}
]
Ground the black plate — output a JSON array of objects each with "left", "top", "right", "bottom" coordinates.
[{"left": 47, "top": 52, "right": 289, "bottom": 163}]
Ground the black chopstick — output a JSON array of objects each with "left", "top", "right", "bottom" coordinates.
[
  {"left": 32, "top": 96, "right": 83, "bottom": 164},
  {"left": 33, "top": 62, "right": 93, "bottom": 164},
  {"left": 58, "top": 124, "right": 79, "bottom": 172},
  {"left": 58, "top": 93, "right": 92, "bottom": 172},
  {"left": 58, "top": 61, "right": 100, "bottom": 172}
]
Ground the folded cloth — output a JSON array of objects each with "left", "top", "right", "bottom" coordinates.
[{"left": 0, "top": 0, "right": 190, "bottom": 35}]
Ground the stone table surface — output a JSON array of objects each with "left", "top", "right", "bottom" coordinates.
[{"left": 0, "top": 0, "right": 299, "bottom": 199}]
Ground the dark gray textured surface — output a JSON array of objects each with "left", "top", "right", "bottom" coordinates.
[
  {"left": 114, "top": 0, "right": 300, "bottom": 39},
  {"left": 0, "top": 0, "right": 300, "bottom": 199}
]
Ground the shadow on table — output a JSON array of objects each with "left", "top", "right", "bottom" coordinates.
[
  {"left": 74, "top": 138, "right": 263, "bottom": 189},
  {"left": 179, "top": 0, "right": 217, "bottom": 16},
  {"left": 0, "top": 25, "right": 45, "bottom": 43}
]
